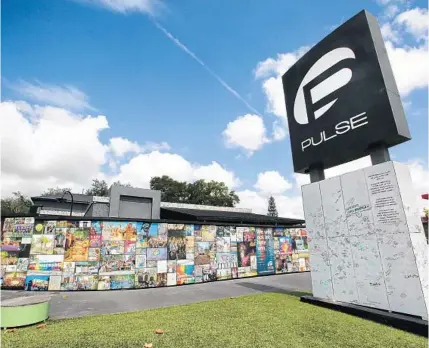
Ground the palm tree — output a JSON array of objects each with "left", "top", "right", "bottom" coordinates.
[{"left": 39, "top": 236, "right": 50, "bottom": 252}]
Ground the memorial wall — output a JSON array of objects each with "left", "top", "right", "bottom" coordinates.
[
  {"left": 1, "top": 219, "right": 309, "bottom": 291},
  {"left": 302, "top": 161, "right": 428, "bottom": 319}
]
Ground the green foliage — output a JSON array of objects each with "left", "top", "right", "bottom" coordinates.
[
  {"left": 41, "top": 187, "right": 72, "bottom": 196},
  {"left": 267, "top": 196, "right": 278, "bottom": 217},
  {"left": 85, "top": 179, "right": 109, "bottom": 197},
  {"left": 0, "top": 192, "right": 32, "bottom": 215},
  {"left": 2, "top": 293, "right": 426, "bottom": 348},
  {"left": 150, "top": 176, "right": 240, "bottom": 207},
  {"left": 85, "top": 179, "right": 132, "bottom": 197}
]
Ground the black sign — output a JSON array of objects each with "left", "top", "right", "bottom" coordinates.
[{"left": 282, "top": 10, "right": 411, "bottom": 174}]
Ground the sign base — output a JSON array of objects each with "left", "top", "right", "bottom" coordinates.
[{"left": 302, "top": 161, "right": 428, "bottom": 319}]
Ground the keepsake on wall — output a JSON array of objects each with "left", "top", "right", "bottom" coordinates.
[
  {"left": 302, "top": 161, "right": 428, "bottom": 319},
  {"left": 1, "top": 219, "right": 309, "bottom": 291}
]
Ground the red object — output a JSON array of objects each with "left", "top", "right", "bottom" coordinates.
[{"left": 422, "top": 194, "right": 428, "bottom": 200}]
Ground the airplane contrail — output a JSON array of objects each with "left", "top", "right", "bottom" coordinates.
[{"left": 151, "top": 20, "right": 263, "bottom": 116}]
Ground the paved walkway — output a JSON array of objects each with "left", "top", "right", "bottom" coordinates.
[{"left": 1, "top": 272, "right": 311, "bottom": 320}]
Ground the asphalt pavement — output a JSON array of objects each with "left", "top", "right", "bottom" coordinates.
[{"left": 1, "top": 272, "right": 312, "bottom": 320}]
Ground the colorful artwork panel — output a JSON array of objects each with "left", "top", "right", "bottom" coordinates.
[
  {"left": 125, "top": 241, "right": 136, "bottom": 255},
  {"left": 194, "top": 242, "right": 214, "bottom": 265},
  {"left": 2, "top": 218, "right": 15, "bottom": 233},
  {"left": 88, "top": 248, "right": 101, "bottom": 261},
  {"left": 90, "top": 221, "right": 103, "bottom": 235},
  {"left": 167, "top": 227, "right": 186, "bottom": 260},
  {"left": 135, "top": 268, "right": 157, "bottom": 288},
  {"left": 3, "top": 272, "right": 26, "bottom": 289},
  {"left": 185, "top": 225, "right": 194, "bottom": 237},
  {"left": 136, "top": 254, "right": 147, "bottom": 269},
  {"left": 256, "top": 228, "right": 275, "bottom": 275},
  {"left": 275, "top": 254, "right": 293, "bottom": 274},
  {"left": 216, "top": 237, "right": 231, "bottom": 253},
  {"left": 25, "top": 274, "right": 49, "bottom": 291},
  {"left": 90, "top": 235, "right": 102, "bottom": 248},
  {"left": 17, "top": 258, "right": 29, "bottom": 272},
  {"left": 75, "top": 261, "right": 99, "bottom": 275},
  {"left": 102, "top": 221, "right": 136, "bottom": 241},
  {"left": 147, "top": 248, "right": 167, "bottom": 261},
  {"left": 194, "top": 225, "right": 202, "bottom": 241},
  {"left": 237, "top": 241, "right": 256, "bottom": 267},
  {"left": 167, "top": 272, "right": 176, "bottom": 286},
  {"left": 1, "top": 238, "right": 21, "bottom": 252},
  {"left": 176, "top": 260, "right": 195, "bottom": 285},
  {"left": 99, "top": 255, "right": 131, "bottom": 274},
  {"left": 64, "top": 228, "right": 89, "bottom": 261},
  {"left": 102, "top": 241, "right": 124, "bottom": 255},
  {"left": 76, "top": 275, "right": 98, "bottom": 290},
  {"left": 30, "top": 234, "right": 55, "bottom": 255},
  {"left": 2, "top": 251, "right": 19, "bottom": 266},
  {"left": 201, "top": 225, "right": 216, "bottom": 242},
  {"left": 48, "top": 275, "right": 62, "bottom": 290},
  {"left": 146, "top": 223, "right": 168, "bottom": 248}
]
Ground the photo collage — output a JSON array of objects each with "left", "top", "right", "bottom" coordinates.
[{"left": 1, "top": 218, "right": 310, "bottom": 291}]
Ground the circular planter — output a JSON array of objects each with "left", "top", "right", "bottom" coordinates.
[{"left": 1, "top": 295, "right": 51, "bottom": 328}]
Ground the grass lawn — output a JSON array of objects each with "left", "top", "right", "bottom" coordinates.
[{"left": 2, "top": 293, "right": 427, "bottom": 348}]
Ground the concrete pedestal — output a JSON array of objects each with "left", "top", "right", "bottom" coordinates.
[{"left": 302, "top": 161, "right": 428, "bottom": 319}]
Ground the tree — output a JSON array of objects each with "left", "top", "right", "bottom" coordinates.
[
  {"left": 41, "top": 187, "right": 72, "bottom": 196},
  {"left": 85, "top": 179, "right": 109, "bottom": 197},
  {"left": 85, "top": 179, "right": 132, "bottom": 196},
  {"left": 1, "top": 192, "right": 33, "bottom": 215},
  {"left": 150, "top": 176, "right": 189, "bottom": 203},
  {"left": 149, "top": 176, "right": 240, "bottom": 207},
  {"left": 267, "top": 196, "right": 278, "bottom": 217}
]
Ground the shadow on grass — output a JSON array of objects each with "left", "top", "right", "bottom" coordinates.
[{"left": 235, "top": 282, "right": 311, "bottom": 298}]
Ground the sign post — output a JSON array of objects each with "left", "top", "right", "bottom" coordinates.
[{"left": 282, "top": 9, "right": 428, "bottom": 321}]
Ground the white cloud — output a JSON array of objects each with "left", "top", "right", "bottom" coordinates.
[
  {"left": 1, "top": 100, "right": 239, "bottom": 199},
  {"left": 407, "top": 159, "right": 429, "bottom": 195},
  {"left": 254, "top": 47, "right": 311, "bottom": 80},
  {"left": 0, "top": 101, "right": 108, "bottom": 196},
  {"left": 236, "top": 189, "right": 305, "bottom": 219},
  {"left": 395, "top": 7, "right": 428, "bottom": 40},
  {"left": 254, "top": 171, "right": 292, "bottom": 195},
  {"left": 74, "top": 0, "right": 162, "bottom": 14},
  {"left": 385, "top": 4, "right": 400, "bottom": 18},
  {"left": 109, "top": 137, "right": 141, "bottom": 157},
  {"left": 222, "top": 114, "right": 270, "bottom": 155},
  {"left": 141, "top": 141, "right": 170, "bottom": 152},
  {"left": 108, "top": 137, "right": 171, "bottom": 157},
  {"left": 385, "top": 40, "right": 428, "bottom": 96},
  {"left": 381, "top": 22, "right": 401, "bottom": 43},
  {"left": 272, "top": 120, "right": 287, "bottom": 141},
  {"left": 10, "top": 80, "right": 95, "bottom": 111},
  {"left": 193, "top": 162, "right": 241, "bottom": 189},
  {"left": 110, "top": 151, "right": 240, "bottom": 190}
]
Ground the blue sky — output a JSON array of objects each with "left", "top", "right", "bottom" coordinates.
[{"left": 1, "top": 0, "right": 428, "bottom": 217}]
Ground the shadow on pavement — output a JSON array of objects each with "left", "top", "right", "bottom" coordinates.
[{"left": 235, "top": 282, "right": 311, "bottom": 297}]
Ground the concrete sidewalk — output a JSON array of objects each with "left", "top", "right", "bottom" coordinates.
[{"left": 1, "top": 272, "right": 312, "bottom": 320}]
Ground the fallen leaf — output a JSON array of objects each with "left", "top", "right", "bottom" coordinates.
[
  {"left": 155, "top": 329, "right": 164, "bottom": 334},
  {"left": 63, "top": 295, "right": 68, "bottom": 299},
  {"left": 36, "top": 324, "right": 47, "bottom": 329},
  {"left": 6, "top": 329, "right": 17, "bottom": 333},
  {"left": 144, "top": 344, "right": 153, "bottom": 348}
]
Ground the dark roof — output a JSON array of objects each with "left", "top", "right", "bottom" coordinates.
[
  {"left": 160, "top": 207, "right": 304, "bottom": 226},
  {"left": 31, "top": 194, "right": 94, "bottom": 204}
]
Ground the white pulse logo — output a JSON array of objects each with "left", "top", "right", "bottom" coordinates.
[{"left": 294, "top": 47, "right": 356, "bottom": 125}]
